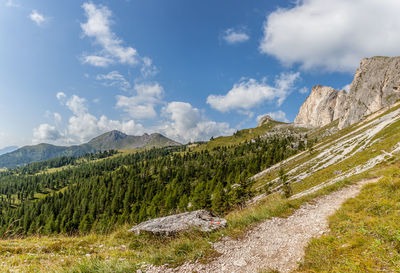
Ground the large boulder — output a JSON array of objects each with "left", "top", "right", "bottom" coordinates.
[{"left": 128, "top": 210, "right": 227, "bottom": 235}]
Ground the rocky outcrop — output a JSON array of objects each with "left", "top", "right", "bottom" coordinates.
[
  {"left": 128, "top": 210, "right": 227, "bottom": 235},
  {"left": 294, "top": 85, "right": 348, "bottom": 127},
  {"left": 338, "top": 56, "right": 400, "bottom": 129},
  {"left": 295, "top": 56, "right": 400, "bottom": 129},
  {"left": 257, "top": 115, "right": 274, "bottom": 127}
]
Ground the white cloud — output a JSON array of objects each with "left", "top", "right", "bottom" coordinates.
[
  {"left": 33, "top": 124, "right": 62, "bottom": 143},
  {"left": 207, "top": 72, "right": 300, "bottom": 113},
  {"left": 54, "top": 112, "right": 62, "bottom": 124},
  {"left": 299, "top": 87, "right": 309, "bottom": 94},
  {"left": 96, "top": 71, "right": 131, "bottom": 91},
  {"left": 81, "top": 2, "right": 138, "bottom": 67},
  {"left": 97, "top": 116, "right": 144, "bottom": 136},
  {"left": 141, "top": 57, "right": 158, "bottom": 78},
  {"left": 260, "top": 0, "right": 400, "bottom": 72},
  {"left": 116, "top": 98, "right": 157, "bottom": 120},
  {"left": 5, "top": 0, "right": 20, "bottom": 8},
  {"left": 134, "top": 82, "right": 163, "bottom": 98},
  {"left": 83, "top": 55, "right": 113, "bottom": 67},
  {"left": 116, "top": 82, "right": 164, "bottom": 119},
  {"left": 257, "top": 110, "right": 289, "bottom": 123},
  {"left": 223, "top": 28, "right": 250, "bottom": 44},
  {"left": 56, "top": 92, "right": 66, "bottom": 102},
  {"left": 160, "top": 102, "right": 234, "bottom": 143},
  {"left": 29, "top": 10, "right": 47, "bottom": 26},
  {"left": 66, "top": 95, "right": 87, "bottom": 116}
]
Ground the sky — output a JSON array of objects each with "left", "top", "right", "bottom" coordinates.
[{"left": 1, "top": 0, "right": 400, "bottom": 148}]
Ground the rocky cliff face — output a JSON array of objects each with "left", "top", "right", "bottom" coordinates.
[
  {"left": 295, "top": 56, "right": 400, "bottom": 129},
  {"left": 294, "top": 85, "right": 348, "bottom": 127},
  {"left": 338, "top": 56, "right": 400, "bottom": 129}
]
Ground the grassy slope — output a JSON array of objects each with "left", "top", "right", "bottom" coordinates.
[
  {"left": 297, "top": 165, "right": 400, "bottom": 273},
  {"left": 195, "top": 120, "right": 309, "bottom": 151},
  {"left": 254, "top": 102, "right": 400, "bottom": 192}
]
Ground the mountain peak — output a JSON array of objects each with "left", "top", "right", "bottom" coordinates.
[
  {"left": 88, "top": 130, "right": 127, "bottom": 144},
  {"left": 257, "top": 115, "right": 275, "bottom": 127},
  {"left": 295, "top": 56, "right": 400, "bottom": 129},
  {"left": 0, "top": 130, "right": 181, "bottom": 168}
]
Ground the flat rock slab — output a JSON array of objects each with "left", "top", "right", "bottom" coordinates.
[{"left": 129, "top": 210, "right": 226, "bottom": 235}]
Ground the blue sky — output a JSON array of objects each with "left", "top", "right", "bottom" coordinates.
[{"left": 1, "top": 0, "right": 399, "bottom": 147}]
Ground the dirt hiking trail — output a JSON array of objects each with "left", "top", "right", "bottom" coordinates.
[{"left": 143, "top": 177, "right": 379, "bottom": 273}]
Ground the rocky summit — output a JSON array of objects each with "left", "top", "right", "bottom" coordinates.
[
  {"left": 294, "top": 85, "right": 347, "bottom": 127},
  {"left": 257, "top": 115, "right": 274, "bottom": 127},
  {"left": 295, "top": 56, "right": 400, "bottom": 129}
]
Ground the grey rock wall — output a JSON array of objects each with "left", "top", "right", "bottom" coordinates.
[{"left": 294, "top": 56, "right": 400, "bottom": 129}]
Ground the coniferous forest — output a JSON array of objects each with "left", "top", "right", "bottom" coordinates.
[{"left": 0, "top": 135, "right": 307, "bottom": 237}]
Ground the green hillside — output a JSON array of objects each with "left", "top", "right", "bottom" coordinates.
[{"left": 0, "top": 131, "right": 180, "bottom": 169}]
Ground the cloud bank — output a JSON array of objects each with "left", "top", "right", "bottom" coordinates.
[
  {"left": 207, "top": 72, "right": 300, "bottom": 113},
  {"left": 260, "top": 0, "right": 400, "bottom": 72},
  {"left": 33, "top": 92, "right": 235, "bottom": 145},
  {"left": 160, "top": 102, "right": 234, "bottom": 143}
]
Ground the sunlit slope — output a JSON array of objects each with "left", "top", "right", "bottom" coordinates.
[
  {"left": 252, "top": 101, "right": 400, "bottom": 198},
  {"left": 196, "top": 119, "right": 311, "bottom": 150}
]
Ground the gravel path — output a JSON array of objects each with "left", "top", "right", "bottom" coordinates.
[{"left": 143, "top": 178, "right": 379, "bottom": 273}]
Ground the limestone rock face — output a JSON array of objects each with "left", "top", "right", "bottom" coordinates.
[
  {"left": 295, "top": 56, "right": 400, "bottom": 129},
  {"left": 338, "top": 56, "right": 400, "bottom": 129},
  {"left": 128, "top": 210, "right": 227, "bottom": 235},
  {"left": 294, "top": 85, "right": 348, "bottom": 127}
]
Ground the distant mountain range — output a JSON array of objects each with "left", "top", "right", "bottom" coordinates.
[
  {"left": 0, "top": 130, "right": 180, "bottom": 169},
  {"left": 0, "top": 146, "right": 18, "bottom": 156}
]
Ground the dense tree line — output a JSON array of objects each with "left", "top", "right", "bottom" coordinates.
[{"left": 0, "top": 136, "right": 305, "bottom": 236}]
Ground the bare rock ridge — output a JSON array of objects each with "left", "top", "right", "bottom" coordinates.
[
  {"left": 294, "top": 85, "right": 347, "bottom": 127},
  {"left": 295, "top": 56, "right": 400, "bottom": 129},
  {"left": 257, "top": 115, "right": 274, "bottom": 127}
]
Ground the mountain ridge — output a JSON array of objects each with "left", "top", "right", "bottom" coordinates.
[
  {"left": 0, "top": 131, "right": 180, "bottom": 169},
  {"left": 0, "top": 146, "right": 18, "bottom": 156}
]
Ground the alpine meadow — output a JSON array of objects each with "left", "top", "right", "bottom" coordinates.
[{"left": 2, "top": 1, "right": 400, "bottom": 272}]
